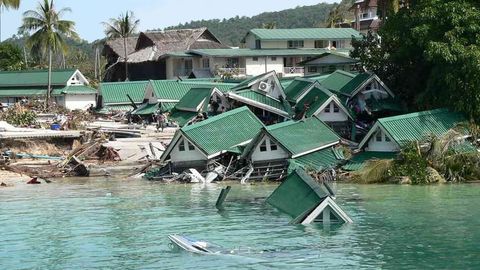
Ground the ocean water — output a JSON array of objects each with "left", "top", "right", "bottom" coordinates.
[{"left": 0, "top": 178, "right": 479, "bottom": 269}]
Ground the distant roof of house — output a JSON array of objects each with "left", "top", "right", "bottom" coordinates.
[
  {"left": 359, "top": 109, "right": 467, "bottom": 149},
  {"left": 189, "top": 48, "right": 351, "bottom": 57},
  {"left": 103, "top": 36, "right": 138, "bottom": 58},
  {"left": 0, "top": 85, "right": 97, "bottom": 97},
  {"left": 265, "top": 116, "right": 340, "bottom": 157},
  {"left": 248, "top": 28, "right": 362, "bottom": 41},
  {"left": 280, "top": 74, "right": 330, "bottom": 88},
  {"left": 266, "top": 168, "right": 332, "bottom": 219},
  {"left": 0, "top": 69, "right": 78, "bottom": 87},
  {"left": 337, "top": 72, "right": 372, "bottom": 96},
  {"left": 299, "top": 52, "right": 359, "bottom": 66},
  {"left": 180, "top": 106, "right": 264, "bottom": 156},
  {"left": 99, "top": 80, "right": 149, "bottom": 105},
  {"left": 228, "top": 90, "right": 291, "bottom": 116},
  {"left": 294, "top": 85, "right": 339, "bottom": 117},
  {"left": 319, "top": 70, "right": 357, "bottom": 93},
  {"left": 168, "top": 109, "right": 198, "bottom": 127},
  {"left": 151, "top": 80, "right": 236, "bottom": 101},
  {"left": 51, "top": 85, "right": 97, "bottom": 95}
]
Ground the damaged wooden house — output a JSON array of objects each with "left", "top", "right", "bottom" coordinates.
[
  {"left": 103, "top": 28, "right": 229, "bottom": 81},
  {"left": 238, "top": 116, "right": 345, "bottom": 181},
  {"left": 159, "top": 107, "right": 264, "bottom": 173}
]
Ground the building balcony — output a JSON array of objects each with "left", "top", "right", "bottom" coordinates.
[{"left": 217, "top": 67, "right": 246, "bottom": 76}]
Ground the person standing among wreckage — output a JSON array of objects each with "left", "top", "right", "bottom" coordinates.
[{"left": 156, "top": 110, "right": 167, "bottom": 132}]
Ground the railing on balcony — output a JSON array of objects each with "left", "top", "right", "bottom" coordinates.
[
  {"left": 174, "top": 68, "right": 193, "bottom": 77},
  {"left": 217, "top": 67, "right": 246, "bottom": 75},
  {"left": 283, "top": 66, "right": 305, "bottom": 74}
]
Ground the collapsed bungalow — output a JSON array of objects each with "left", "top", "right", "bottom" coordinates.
[
  {"left": 241, "top": 116, "right": 344, "bottom": 180},
  {"left": 159, "top": 107, "right": 264, "bottom": 172},
  {"left": 98, "top": 80, "right": 149, "bottom": 113},
  {"left": 226, "top": 71, "right": 293, "bottom": 124},
  {"left": 344, "top": 109, "right": 466, "bottom": 171},
  {"left": 267, "top": 168, "right": 352, "bottom": 224},
  {"left": 0, "top": 69, "right": 97, "bottom": 110}
]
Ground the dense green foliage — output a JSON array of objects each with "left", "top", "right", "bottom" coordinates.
[
  {"left": 0, "top": 43, "right": 23, "bottom": 70},
  {"left": 0, "top": 104, "right": 37, "bottom": 127},
  {"left": 352, "top": 0, "right": 480, "bottom": 121},
  {"left": 163, "top": 3, "right": 336, "bottom": 46}
]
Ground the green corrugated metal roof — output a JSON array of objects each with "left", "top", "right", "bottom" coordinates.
[
  {"left": 342, "top": 151, "right": 398, "bottom": 171},
  {"left": 175, "top": 87, "right": 213, "bottom": 111},
  {"left": 182, "top": 106, "right": 264, "bottom": 156},
  {"left": 100, "top": 81, "right": 149, "bottom": 104},
  {"left": 151, "top": 80, "right": 236, "bottom": 101},
  {"left": 133, "top": 103, "right": 159, "bottom": 115},
  {"left": 51, "top": 85, "right": 97, "bottom": 95},
  {"left": 249, "top": 28, "right": 362, "bottom": 40},
  {"left": 338, "top": 72, "right": 371, "bottom": 96},
  {"left": 295, "top": 85, "right": 334, "bottom": 117},
  {"left": 320, "top": 70, "right": 356, "bottom": 93},
  {"left": 266, "top": 168, "right": 330, "bottom": 220},
  {"left": 284, "top": 78, "right": 315, "bottom": 102},
  {"left": 190, "top": 48, "right": 352, "bottom": 57},
  {"left": 160, "top": 101, "right": 177, "bottom": 112},
  {"left": 233, "top": 90, "right": 287, "bottom": 112},
  {"left": 367, "top": 98, "right": 405, "bottom": 112},
  {"left": 0, "top": 69, "right": 77, "bottom": 87},
  {"left": 266, "top": 116, "right": 340, "bottom": 156},
  {"left": 291, "top": 147, "right": 345, "bottom": 172},
  {"left": 0, "top": 88, "right": 46, "bottom": 97},
  {"left": 97, "top": 104, "right": 136, "bottom": 114},
  {"left": 169, "top": 110, "right": 198, "bottom": 127},
  {"left": 378, "top": 109, "right": 466, "bottom": 145}
]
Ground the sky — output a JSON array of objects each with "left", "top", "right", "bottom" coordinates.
[{"left": 0, "top": 0, "right": 338, "bottom": 42}]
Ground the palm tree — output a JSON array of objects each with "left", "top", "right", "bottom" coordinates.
[
  {"left": 0, "top": 0, "right": 20, "bottom": 41},
  {"left": 103, "top": 11, "right": 139, "bottom": 81},
  {"left": 19, "top": 0, "right": 78, "bottom": 106},
  {"left": 262, "top": 22, "right": 276, "bottom": 29}
]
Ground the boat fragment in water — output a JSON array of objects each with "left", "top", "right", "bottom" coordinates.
[
  {"left": 168, "top": 234, "right": 223, "bottom": 254},
  {"left": 266, "top": 168, "right": 352, "bottom": 224}
]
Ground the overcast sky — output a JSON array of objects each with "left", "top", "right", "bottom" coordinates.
[{"left": 1, "top": 0, "right": 338, "bottom": 42}]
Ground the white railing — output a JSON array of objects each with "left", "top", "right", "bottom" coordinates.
[
  {"left": 284, "top": 67, "right": 305, "bottom": 74},
  {"left": 217, "top": 67, "right": 246, "bottom": 75}
]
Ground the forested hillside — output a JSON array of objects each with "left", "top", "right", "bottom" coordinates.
[{"left": 163, "top": 2, "right": 338, "bottom": 46}]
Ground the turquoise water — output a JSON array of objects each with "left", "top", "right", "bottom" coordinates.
[{"left": 1, "top": 179, "right": 479, "bottom": 269}]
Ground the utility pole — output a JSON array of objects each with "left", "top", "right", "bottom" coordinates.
[{"left": 23, "top": 46, "right": 28, "bottom": 68}]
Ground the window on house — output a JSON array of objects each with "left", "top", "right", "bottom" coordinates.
[
  {"left": 288, "top": 40, "right": 304, "bottom": 48},
  {"left": 188, "top": 142, "right": 195, "bottom": 151},
  {"left": 202, "top": 58, "right": 210, "bottom": 69},
  {"left": 324, "top": 104, "right": 331, "bottom": 113},
  {"left": 315, "top": 40, "right": 329, "bottom": 48},
  {"left": 375, "top": 131, "right": 382, "bottom": 142},
  {"left": 271, "top": 57, "right": 277, "bottom": 61},
  {"left": 308, "top": 66, "right": 318, "bottom": 73},
  {"left": 260, "top": 140, "right": 267, "bottom": 152},
  {"left": 331, "top": 40, "right": 337, "bottom": 48},
  {"left": 333, "top": 103, "right": 340, "bottom": 113},
  {"left": 179, "top": 139, "right": 186, "bottom": 152},
  {"left": 255, "top": 39, "right": 261, "bottom": 49},
  {"left": 252, "top": 57, "right": 259, "bottom": 61},
  {"left": 270, "top": 140, "right": 278, "bottom": 151},
  {"left": 385, "top": 135, "right": 391, "bottom": 142}
]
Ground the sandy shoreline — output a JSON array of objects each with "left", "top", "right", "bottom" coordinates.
[{"left": 0, "top": 169, "right": 31, "bottom": 187}]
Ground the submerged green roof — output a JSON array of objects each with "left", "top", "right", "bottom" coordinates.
[
  {"left": 0, "top": 69, "right": 77, "bottom": 87},
  {"left": 320, "top": 70, "right": 356, "bottom": 93},
  {"left": 182, "top": 106, "right": 264, "bottom": 156},
  {"left": 266, "top": 116, "right": 340, "bottom": 156},
  {"left": 266, "top": 168, "right": 331, "bottom": 220},
  {"left": 133, "top": 103, "right": 158, "bottom": 115},
  {"left": 100, "top": 81, "right": 149, "bottom": 104},
  {"left": 249, "top": 28, "right": 362, "bottom": 40},
  {"left": 291, "top": 147, "right": 345, "bottom": 172}
]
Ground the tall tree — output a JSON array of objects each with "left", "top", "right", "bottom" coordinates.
[
  {"left": 103, "top": 11, "right": 139, "bottom": 81},
  {"left": 0, "top": 0, "right": 20, "bottom": 41},
  {"left": 0, "top": 42, "right": 23, "bottom": 70},
  {"left": 19, "top": 0, "right": 78, "bottom": 106}
]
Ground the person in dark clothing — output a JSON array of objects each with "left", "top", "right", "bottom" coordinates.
[{"left": 27, "top": 176, "right": 41, "bottom": 184}]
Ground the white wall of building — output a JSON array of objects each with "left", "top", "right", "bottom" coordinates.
[
  {"left": 315, "top": 101, "right": 349, "bottom": 122},
  {"left": 251, "top": 135, "right": 289, "bottom": 163},
  {"left": 261, "top": 40, "right": 288, "bottom": 49},
  {"left": 245, "top": 57, "right": 284, "bottom": 76},
  {"left": 365, "top": 128, "right": 399, "bottom": 152},
  {"left": 65, "top": 94, "right": 97, "bottom": 111},
  {"left": 170, "top": 135, "right": 206, "bottom": 163}
]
